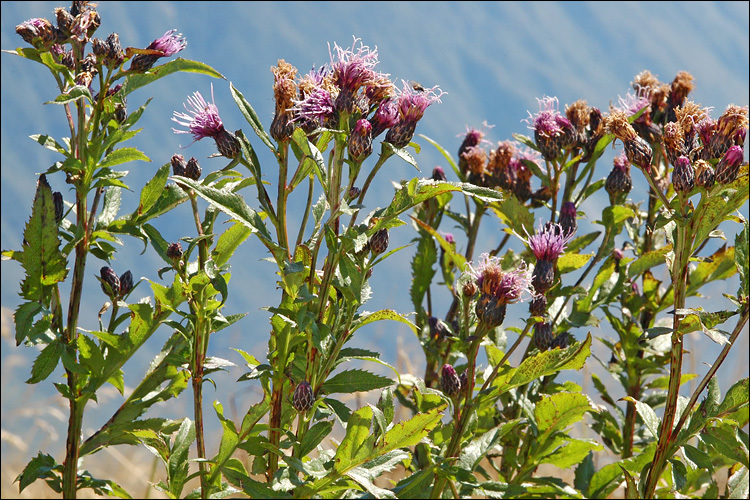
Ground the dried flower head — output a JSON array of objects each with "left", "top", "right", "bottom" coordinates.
[
  {"left": 16, "top": 18, "right": 56, "bottom": 50},
  {"left": 694, "top": 159, "right": 715, "bottom": 189},
  {"left": 270, "top": 59, "right": 299, "bottom": 142},
  {"left": 468, "top": 253, "right": 533, "bottom": 306}
]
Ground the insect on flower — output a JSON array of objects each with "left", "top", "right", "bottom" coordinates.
[{"left": 410, "top": 80, "right": 426, "bottom": 92}]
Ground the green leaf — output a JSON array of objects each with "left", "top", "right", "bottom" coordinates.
[
  {"left": 718, "top": 378, "right": 749, "bottom": 416},
  {"left": 48, "top": 85, "right": 91, "bottom": 105},
  {"left": 299, "top": 420, "right": 334, "bottom": 457},
  {"left": 410, "top": 232, "right": 437, "bottom": 315},
  {"left": 172, "top": 176, "right": 274, "bottom": 246},
  {"left": 736, "top": 218, "right": 749, "bottom": 298},
  {"left": 167, "top": 418, "right": 195, "bottom": 497},
  {"left": 30, "top": 134, "right": 67, "bottom": 155},
  {"left": 727, "top": 465, "right": 749, "bottom": 500},
  {"left": 121, "top": 58, "right": 224, "bottom": 96},
  {"left": 351, "top": 309, "right": 418, "bottom": 336},
  {"left": 690, "top": 173, "right": 749, "bottom": 253},
  {"left": 134, "top": 163, "right": 170, "bottom": 217},
  {"left": 97, "top": 186, "right": 122, "bottom": 227},
  {"left": 535, "top": 392, "right": 598, "bottom": 436},
  {"left": 557, "top": 252, "right": 593, "bottom": 274},
  {"left": 212, "top": 221, "right": 252, "bottom": 268},
  {"left": 383, "top": 141, "right": 420, "bottom": 172},
  {"left": 621, "top": 396, "right": 661, "bottom": 439},
  {"left": 230, "top": 82, "right": 275, "bottom": 151},
  {"left": 98, "top": 147, "right": 150, "bottom": 169},
  {"left": 540, "top": 437, "right": 603, "bottom": 469},
  {"left": 16, "top": 452, "right": 60, "bottom": 493},
  {"left": 322, "top": 369, "right": 392, "bottom": 394},
  {"left": 335, "top": 406, "right": 376, "bottom": 473},
  {"left": 289, "top": 127, "right": 327, "bottom": 190},
  {"left": 492, "top": 333, "right": 592, "bottom": 393},
  {"left": 26, "top": 341, "right": 63, "bottom": 384},
  {"left": 20, "top": 175, "right": 68, "bottom": 301},
  {"left": 701, "top": 423, "right": 750, "bottom": 468},
  {"left": 574, "top": 452, "right": 595, "bottom": 494},
  {"left": 490, "top": 195, "right": 535, "bottom": 237},
  {"left": 459, "top": 421, "right": 521, "bottom": 471},
  {"left": 588, "top": 444, "right": 656, "bottom": 498},
  {"left": 628, "top": 245, "right": 671, "bottom": 279},
  {"left": 686, "top": 245, "right": 737, "bottom": 297}
]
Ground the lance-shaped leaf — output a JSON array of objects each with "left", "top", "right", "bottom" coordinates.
[
  {"left": 133, "top": 163, "right": 170, "bottom": 218},
  {"left": 20, "top": 175, "right": 68, "bottom": 302},
  {"left": 121, "top": 58, "right": 224, "bottom": 96},
  {"left": 322, "top": 369, "right": 392, "bottom": 394},
  {"left": 98, "top": 147, "right": 150, "bottom": 169},
  {"left": 230, "top": 82, "right": 275, "bottom": 151},
  {"left": 410, "top": 231, "right": 437, "bottom": 316},
  {"left": 350, "top": 309, "right": 418, "bottom": 336}
]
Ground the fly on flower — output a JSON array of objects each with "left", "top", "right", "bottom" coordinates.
[{"left": 410, "top": 80, "right": 426, "bottom": 92}]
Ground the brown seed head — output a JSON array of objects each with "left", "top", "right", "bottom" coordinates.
[{"left": 604, "top": 111, "right": 638, "bottom": 142}]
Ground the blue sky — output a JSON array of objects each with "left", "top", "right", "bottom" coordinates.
[{"left": 2, "top": 1, "right": 748, "bottom": 468}]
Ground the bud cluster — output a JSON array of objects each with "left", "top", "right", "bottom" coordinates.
[{"left": 99, "top": 266, "right": 134, "bottom": 301}]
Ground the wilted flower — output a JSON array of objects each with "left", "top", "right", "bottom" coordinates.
[
  {"left": 385, "top": 80, "right": 443, "bottom": 148},
  {"left": 172, "top": 84, "right": 240, "bottom": 158},
  {"left": 167, "top": 242, "right": 183, "bottom": 262},
  {"left": 709, "top": 105, "right": 748, "bottom": 159},
  {"left": 458, "top": 127, "right": 486, "bottom": 175},
  {"left": 16, "top": 18, "right": 56, "bottom": 50},
  {"left": 270, "top": 59, "right": 298, "bottom": 142},
  {"left": 171, "top": 154, "right": 187, "bottom": 177},
  {"left": 440, "top": 364, "right": 462, "bottom": 397},
  {"left": 293, "top": 381, "right": 315, "bottom": 412},
  {"left": 130, "top": 29, "right": 186, "bottom": 72},
  {"left": 694, "top": 159, "right": 715, "bottom": 189}
]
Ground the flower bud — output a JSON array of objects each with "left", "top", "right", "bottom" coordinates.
[
  {"left": 624, "top": 136, "right": 653, "bottom": 173},
  {"left": 530, "top": 186, "right": 552, "bottom": 208},
  {"left": 119, "top": 270, "right": 134, "bottom": 297},
  {"left": 185, "top": 157, "right": 202, "bottom": 181},
  {"left": 714, "top": 145, "right": 744, "bottom": 185},
  {"left": 293, "top": 381, "right": 315, "bottom": 412},
  {"left": 348, "top": 119, "right": 373, "bottom": 162},
  {"left": 462, "top": 280, "right": 478, "bottom": 298},
  {"left": 214, "top": 129, "right": 241, "bottom": 159},
  {"left": 605, "top": 153, "right": 633, "bottom": 205},
  {"left": 475, "top": 294, "right": 507, "bottom": 328},
  {"left": 171, "top": 154, "right": 187, "bottom": 177},
  {"left": 672, "top": 156, "right": 694, "bottom": 194},
  {"left": 385, "top": 120, "right": 417, "bottom": 149},
  {"left": 16, "top": 18, "right": 56, "bottom": 50},
  {"left": 100, "top": 266, "right": 120, "bottom": 299},
  {"left": 459, "top": 371, "right": 469, "bottom": 398},
  {"left": 369, "top": 228, "right": 389, "bottom": 255},
  {"left": 529, "top": 294, "right": 547, "bottom": 317},
  {"left": 432, "top": 166, "right": 447, "bottom": 182},
  {"left": 167, "top": 242, "right": 183, "bottom": 262},
  {"left": 347, "top": 186, "right": 361, "bottom": 202},
  {"left": 53, "top": 191, "right": 64, "bottom": 223},
  {"left": 440, "top": 364, "right": 462, "bottom": 397},
  {"left": 550, "top": 331, "right": 571, "bottom": 349},
  {"left": 532, "top": 259, "right": 556, "bottom": 294},
  {"left": 559, "top": 202, "right": 577, "bottom": 237},
  {"left": 694, "top": 159, "right": 715, "bottom": 189},
  {"left": 533, "top": 322, "right": 554, "bottom": 351},
  {"left": 428, "top": 316, "right": 450, "bottom": 340},
  {"left": 54, "top": 8, "right": 74, "bottom": 38}
]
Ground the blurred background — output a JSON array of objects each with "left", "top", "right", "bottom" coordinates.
[{"left": 2, "top": 1, "right": 748, "bottom": 497}]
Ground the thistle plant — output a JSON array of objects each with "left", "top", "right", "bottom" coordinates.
[{"left": 3, "top": 4, "right": 748, "bottom": 499}]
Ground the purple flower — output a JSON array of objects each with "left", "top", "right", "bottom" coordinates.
[
  {"left": 172, "top": 84, "right": 240, "bottom": 158},
  {"left": 524, "top": 96, "right": 575, "bottom": 160},
  {"left": 394, "top": 79, "right": 444, "bottom": 126},
  {"left": 614, "top": 90, "right": 651, "bottom": 119},
  {"left": 291, "top": 86, "right": 337, "bottom": 129},
  {"left": 130, "top": 29, "right": 186, "bottom": 72},
  {"left": 525, "top": 221, "right": 573, "bottom": 263},
  {"left": 330, "top": 37, "right": 381, "bottom": 92},
  {"left": 467, "top": 253, "right": 532, "bottom": 305},
  {"left": 348, "top": 118, "right": 373, "bottom": 161},
  {"left": 369, "top": 97, "right": 399, "bottom": 137},
  {"left": 16, "top": 18, "right": 56, "bottom": 49},
  {"left": 172, "top": 84, "right": 225, "bottom": 142},
  {"left": 431, "top": 166, "right": 447, "bottom": 182}
]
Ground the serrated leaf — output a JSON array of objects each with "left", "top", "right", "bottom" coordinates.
[
  {"left": 299, "top": 421, "right": 334, "bottom": 458},
  {"left": 718, "top": 378, "right": 749, "bottom": 416},
  {"left": 26, "top": 341, "right": 63, "bottom": 384},
  {"left": 540, "top": 437, "right": 603, "bottom": 469},
  {"left": 121, "top": 58, "right": 224, "bottom": 96},
  {"left": 535, "top": 392, "right": 598, "bottom": 436},
  {"left": 382, "top": 141, "right": 420, "bottom": 171},
  {"left": 335, "top": 406, "right": 375, "bottom": 472},
  {"left": 16, "top": 452, "right": 60, "bottom": 493},
  {"left": 167, "top": 418, "right": 195, "bottom": 497},
  {"left": 628, "top": 245, "right": 671, "bottom": 279},
  {"left": 621, "top": 396, "right": 660, "bottom": 439},
  {"left": 490, "top": 195, "right": 535, "bottom": 237},
  {"left": 351, "top": 309, "right": 418, "bottom": 335},
  {"left": 701, "top": 423, "right": 750, "bottom": 468},
  {"left": 322, "top": 369, "right": 392, "bottom": 394},
  {"left": 48, "top": 85, "right": 91, "bottom": 104},
  {"left": 21, "top": 176, "right": 68, "bottom": 301},
  {"left": 410, "top": 232, "right": 437, "bottom": 314},
  {"left": 727, "top": 465, "right": 749, "bottom": 500},
  {"left": 557, "top": 252, "right": 593, "bottom": 274}
]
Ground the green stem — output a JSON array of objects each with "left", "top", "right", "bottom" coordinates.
[
  {"left": 276, "top": 144, "right": 290, "bottom": 259},
  {"left": 295, "top": 175, "right": 315, "bottom": 249},
  {"left": 643, "top": 210, "right": 690, "bottom": 498}
]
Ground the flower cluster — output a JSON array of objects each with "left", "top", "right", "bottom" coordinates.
[{"left": 524, "top": 96, "right": 578, "bottom": 161}]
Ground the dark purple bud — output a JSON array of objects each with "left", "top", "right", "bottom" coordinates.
[
  {"left": 293, "top": 380, "right": 315, "bottom": 412},
  {"left": 672, "top": 156, "right": 694, "bottom": 194},
  {"left": 104, "top": 32, "right": 124, "bottom": 68},
  {"left": 185, "top": 157, "right": 202, "bottom": 181},
  {"left": 459, "top": 371, "right": 469, "bottom": 398},
  {"left": 214, "top": 129, "right": 241, "bottom": 159},
  {"left": 532, "top": 259, "right": 556, "bottom": 295},
  {"left": 100, "top": 266, "right": 120, "bottom": 298},
  {"left": 529, "top": 294, "right": 547, "bottom": 317},
  {"left": 369, "top": 228, "right": 389, "bottom": 255},
  {"left": 440, "top": 364, "right": 462, "bottom": 397},
  {"left": 348, "top": 119, "right": 373, "bottom": 162},
  {"left": 624, "top": 136, "right": 653, "bottom": 173},
  {"left": 475, "top": 294, "right": 507, "bottom": 328},
  {"left": 385, "top": 120, "right": 417, "bottom": 149},
  {"left": 167, "top": 242, "right": 183, "bottom": 262},
  {"left": 171, "top": 154, "right": 187, "bottom": 177},
  {"left": 16, "top": 18, "right": 56, "bottom": 50},
  {"left": 550, "top": 331, "right": 571, "bottom": 349},
  {"left": 533, "top": 322, "right": 554, "bottom": 351},
  {"left": 53, "top": 191, "right": 64, "bottom": 223},
  {"left": 347, "top": 186, "right": 361, "bottom": 202},
  {"left": 715, "top": 145, "right": 744, "bottom": 185},
  {"left": 428, "top": 316, "right": 451, "bottom": 340},
  {"left": 694, "top": 160, "right": 715, "bottom": 189},
  {"left": 559, "top": 202, "right": 577, "bottom": 237},
  {"left": 605, "top": 153, "right": 633, "bottom": 204},
  {"left": 432, "top": 166, "right": 447, "bottom": 182},
  {"left": 119, "top": 270, "right": 133, "bottom": 296}
]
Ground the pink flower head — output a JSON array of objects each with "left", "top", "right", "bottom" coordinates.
[
  {"left": 524, "top": 96, "right": 570, "bottom": 137},
  {"left": 369, "top": 97, "right": 399, "bottom": 137},
  {"left": 615, "top": 89, "right": 651, "bottom": 120},
  {"left": 467, "top": 253, "right": 532, "bottom": 305},
  {"left": 291, "top": 86, "right": 336, "bottom": 128},
  {"left": 395, "top": 79, "right": 444, "bottom": 126},
  {"left": 330, "top": 37, "right": 381, "bottom": 92},
  {"left": 525, "top": 221, "right": 573, "bottom": 263},
  {"left": 172, "top": 83, "right": 226, "bottom": 142},
  {"left": 148, "top": 29, "right": 187, "bottom": 57},
  {"left": 613, "top": 151, "right": 631, "bottom": 173}
]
